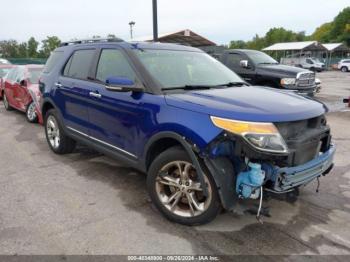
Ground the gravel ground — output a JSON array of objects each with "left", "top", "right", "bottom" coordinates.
[{"left": 0, "top": 71, "right": 349, "bottom": 258}]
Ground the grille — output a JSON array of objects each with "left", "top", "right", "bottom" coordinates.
[
  {"left": 296, "top": 72, "right": 315, "bottom": 87},
  {"left": 275, "top": 116, "right": 330, "bottom": 166}
]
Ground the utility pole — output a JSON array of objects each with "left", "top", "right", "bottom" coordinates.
[
  {"left": 129, "top": 21, "right": 136, "bottom": 40},
  {"left": 152, "top": 0, "right": 158, "bottom": 41}
]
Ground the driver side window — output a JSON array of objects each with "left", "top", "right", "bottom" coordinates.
[
  {"left": 96, "top": 49, "right": 136, "bottom": 83},
  {"left": 227, "top": 53, "right": 244, "bottom": 69}
]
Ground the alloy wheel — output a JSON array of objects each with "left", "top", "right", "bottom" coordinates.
[
  {"left": 27, "top": 102, "right": 37, "bottom": 122},
  {"left": 46, "top": 115, "right": 60, "bottom": 149},
  {"left": 155, "top": 160, "right": 212, "bottom": 217},
  {"left": 3, "top": 94, "right": 9, "bottom": 109}
]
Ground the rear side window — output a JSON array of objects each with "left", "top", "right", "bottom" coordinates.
[
  {"left": 63, "top": 49, "right": 95, "bottom": 80},
  {"left": 43, "top": 51, "right": 63, "bottom": 73},
  {"left": 96, "top": 49, "right": 136, "bottom": 82}
]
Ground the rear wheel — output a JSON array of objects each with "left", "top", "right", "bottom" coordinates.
[
  {"left": 341, "top": 66, "right": 348, "bottom": 72},
  {"left": 44, "top": 109, "right": 76, "bottom": 154},
  {"left": 147, "top": 147, "right": 221, "bottom": 225},
  {"left": 26, "top": 101, "right": 38, "bottom": 123},
  {"left": 3, "top": 93, "right": 12, "bottom": 111}
]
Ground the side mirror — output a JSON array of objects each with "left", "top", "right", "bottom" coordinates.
[
  {"left": 20, "top": 79, "right": 27, "bottom": 87},
  {"left": 105, "top": 76, "right": 144, "bottom": 92},
  {"left": 240, "top": 60, "right": 250, "bottom": 69}
]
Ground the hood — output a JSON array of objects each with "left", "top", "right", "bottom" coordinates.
[
  {"left": 256, "top": 64, "right": 308, "bottom": 77},
  {"left": 165, "top": 86, "right": 326, "bottom": 122}
]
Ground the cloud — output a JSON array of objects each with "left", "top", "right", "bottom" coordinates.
[{"left": 0, "top": 0, "right": 349, "bottom": 44}]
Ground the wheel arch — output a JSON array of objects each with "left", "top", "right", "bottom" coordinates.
[
  {"left": 143, "top": 132, "right": 199, "bottom": 171},
  {"left": 142, "top": 131, "right": 237, "bottom": 210},
  {"left": 41, "top": 99, "right": 56, "bottom": 119}
]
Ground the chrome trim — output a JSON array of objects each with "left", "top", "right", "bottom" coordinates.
[
  {"left": 89, "top": 92, "right": 102, "bottom": 99},
  {"left": 67, "top": 126, "right": 137, "bottom": 158},
  {"left": 54, "top": 82, "right": 63, "bottom": 88}
]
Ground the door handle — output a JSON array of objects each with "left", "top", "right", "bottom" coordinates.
[
  {"left": 89, "top": 92, "right": 102, "bottom": 99},
  {"left": 54, "top": 82, "right": 63, "bottom": 88}
]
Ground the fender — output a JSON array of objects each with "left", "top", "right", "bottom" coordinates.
[
  {"left": 41, "top": 97, "right": 68, "bottom": 127},
  {"left": 142, "top": 131, "right": 209, "bottom": 197}
]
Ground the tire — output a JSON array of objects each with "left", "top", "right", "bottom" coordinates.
[
  {"left": 2, "top": 92, "right": 13, "bottom": 111},
  {"left": 341, "top": 66, "right": 348, "bottom": 72},
  {"left": 44, "top": 109, "right": 76, "bottom": 154},
  {"left": 310, "top": 67, "right": 316, "bottom": 72},
  {"left": 26, "top": 101, "right": 38, "bottom": 123},
  {"left": 147, "top": 146, "right": 221, "bottom": 225}
]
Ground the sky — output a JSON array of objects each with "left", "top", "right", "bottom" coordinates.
[{"left": 0, "top": 0, "right": 349, "bottom": 45}]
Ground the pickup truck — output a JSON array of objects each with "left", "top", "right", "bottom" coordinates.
[{"left": 218, "top": 49, "right": 317, "bottom": 96}]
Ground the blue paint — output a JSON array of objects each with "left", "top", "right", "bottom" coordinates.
[{"left": 106, "top": 76, "right": 134, "bottom": 86}]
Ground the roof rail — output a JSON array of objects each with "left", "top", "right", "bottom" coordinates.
[{"left": 60, "top": 37, "right": 124, "bottom": 46}]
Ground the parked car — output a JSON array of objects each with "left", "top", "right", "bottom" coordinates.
[
  {"left": 0, "top": 64, "right": 15, "bottom": 99},
  {"left": 337, "top": 59, "right": 350, "bottom": 72},
  {"left": 315, "top": 78, "right": 321, "bottom": 93},
  {"left": 2, "top": 65, "right": 44, "bottom": 124},
  {"left": 0, "top": 58, "right": 11, "bottom": 64},
  {"left": 40, "top": 39, "right": 335, "bottom": 225},
  {"left": 281, "top": 57, "right": 325, "bottom": 72},
  {"left": 218, "top": 49, "right": 317, "bottom": 96}
]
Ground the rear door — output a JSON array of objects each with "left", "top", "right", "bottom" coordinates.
[
  {"left": 56, "top": 49, "right": 97, "bottom": 134},
  {"left": 14, "top": 67, "right": 29, "bottom": 110}
]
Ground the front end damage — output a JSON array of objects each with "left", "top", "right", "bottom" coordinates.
[{"left": 198, "top": 114, "right": 335, "bottom": 221}]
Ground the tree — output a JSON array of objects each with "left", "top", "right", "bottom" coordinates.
[
  {"left": 18, "top": 42, "right": 28, "bottom": 57},
  {"left": 0, "top": 40, "right": 19, "bottom": 58},
  {"left": 27, "top": 37, "right": 39, "bottom": 58},
  {"left": 39, "top": 36, "right": 61, "bottom": 58},
  {"left": 329, "top": 7, "right": 350, "bottom": 42},
  {"left": 311, "top": 22, "right": 333, "bottom": 42},
  {"left": 229, "top": 40, "right": 246, "bottom": 49},
  {"left": 246, "top": 34, "right": 266, "bottom": 50}
]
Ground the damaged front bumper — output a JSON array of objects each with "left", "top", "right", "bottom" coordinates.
[{"left": 271, "top": 144, "right": 336, "bottom": 192}]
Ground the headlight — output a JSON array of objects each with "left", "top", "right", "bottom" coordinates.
[
  {"left": 211, "top": 116, "right": 288, "bottom": 153},
  {"left": 280, "top": 78, "right": 296, "bottom": 86}
]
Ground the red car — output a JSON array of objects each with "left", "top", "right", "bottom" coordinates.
[
  {"left": 0, "top": 64, "right": 15, "bottom": 99},
  {"left": 2, "top": 65, "right": 44, "bottom": 124}
]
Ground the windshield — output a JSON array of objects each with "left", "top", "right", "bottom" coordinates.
[
  {"left": 247, "top": 51, "right": 278, "bottom": 65},
  {"left": 133, "top": 49, "right": 244, "bottom": 89},
  {"left": 28, "top": 68, "right": 43, "bottom": 84}
]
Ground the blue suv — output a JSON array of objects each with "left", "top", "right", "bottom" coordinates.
[{"left": 40, "top": 38, "right": 335, "bottom": 225}]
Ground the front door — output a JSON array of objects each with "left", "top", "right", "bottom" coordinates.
[
  {"left": 86, "top": 48, "right": 143, "bottom": 158},
  {"left": 225, "top": 52, "right": 255, "bottom": 83}
]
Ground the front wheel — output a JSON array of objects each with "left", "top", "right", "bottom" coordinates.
[
  {"left": 26, "top": 101, "right": 38, "bottom": 123},
  {"left": 44, "top": 109, "right": 76, "bottom": 154},
  {"left": 341, "top": 66, "right": 348, "bottom": 72},
  {"left": 147, "top": 147, "right": 221, "bottom": 225}
]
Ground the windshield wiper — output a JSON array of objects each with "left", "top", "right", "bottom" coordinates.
[
  {"left": 217, "top": 82, "right": 248, "bottom": 87},
  {"left": 258, "top": 62, "right": 279, "bottom": 65},
  {"left": 162, "top": 85, "right": 214, "bottom": 91}
]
